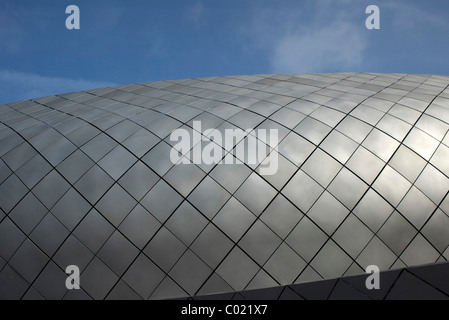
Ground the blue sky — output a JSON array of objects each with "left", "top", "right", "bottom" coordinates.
[{"left": 1, "top": 0, "right": 449, "bottom": 104}]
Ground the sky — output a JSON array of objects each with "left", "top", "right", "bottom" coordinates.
[{"left": 1, "top": 0, "right": 449, "bottom": 104}]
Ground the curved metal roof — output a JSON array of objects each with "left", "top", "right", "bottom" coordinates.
[{"left": 0, "top": 72, "right": 448, "bottom": 299}]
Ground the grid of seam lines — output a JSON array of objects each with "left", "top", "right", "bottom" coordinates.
[{"left": 1, "top": 72, "right": 449, "bottom": 300}]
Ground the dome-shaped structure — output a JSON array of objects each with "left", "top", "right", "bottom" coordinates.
[{"left": 0, "top": 73, "right": 448, "bottom": 300}]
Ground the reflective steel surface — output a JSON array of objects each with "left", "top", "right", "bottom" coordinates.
[{"left": 0, "top": 73, "right": 448, "bottom": 299}]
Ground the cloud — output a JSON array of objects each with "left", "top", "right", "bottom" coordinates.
[
  {"left": 271, "top": 20, "right": 368, "bottom": 73},
  {"left": 242, "top": 2, "right": 369, "bottom": 73},
  {"left": 0, "top": 69, "right": 116, "bottom": 104}
]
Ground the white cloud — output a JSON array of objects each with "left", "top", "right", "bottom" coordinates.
[
  {"left": 271, "top": 20, "right": 368, "bottom": 73},
  {"left": 242, "top": 2, "right": 369, "bottom": 74},
  {"left": 0, "top": 69, "right": 116, "bottom": 104}
]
